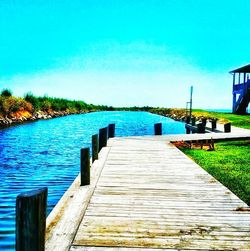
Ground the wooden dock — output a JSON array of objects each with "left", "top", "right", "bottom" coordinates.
[{"left": 45, "top": 134, "right": 250, "bottom": 251}]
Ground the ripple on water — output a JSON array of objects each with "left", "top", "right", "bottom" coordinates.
[{"left": 0, "top": 111, "right": 185, "bottom": 250}]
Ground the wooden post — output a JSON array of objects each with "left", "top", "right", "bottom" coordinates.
[
  {"left": 201, "top": 118, "right": 207, "bottom": 127},
  {"left": 233, "top": 93, "right": 236, "bottom": 113},
  {"left": 189, "top": 86, "right": 193, "bottom": 117},
  {"left": 16, "top": 187, "right": 47, "bottom": 251},
  {"left": 224, "top": 123, "right": 231, "bottom": 133},
  {"left": 108, "top": 124, "right": 115, "bottom": 138},
  {"left": 191, "top": 117, "right": 196, "bottom": 126},
  {"left": 211, "top": 119, "right": 217, "bottom": 131},
  {"left": 232, "top": 73, "right": 236, "bottom": 112},
  {"left": 210, "top": 138, "right": 214, "bottom": 150},
  {"left": 99, "top": 127, "right": 108, "bottom": 152},
  {"left": 92, "top": 134, "right": 98, "bottom": 163},
  {"left": 200, "top": 140, "right": 203, "bottom": 149},
  {"left": 80, "top": 148, "right": 90, "bottom": 186},
  {"left": 243, "top": 72, "right": 247, "bottom": 95},
  {"left": 197, "top": 123, "right": 205, "bottom": 133},
  {"left": 154, "top": 123, "right": 162, "bottom": 135},
  {"left": 186, "top": 116, "right": 190, "bottom": 124}
]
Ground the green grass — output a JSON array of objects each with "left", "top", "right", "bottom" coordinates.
[
  {"left": 180, "top": 140, "right": 250, "bottom": 206},
  {"left": 192, "top": 109, "right": 250, "bottom": 129},
  {"left": 149, "top": 107, "right": 250, "bottom": 129}
]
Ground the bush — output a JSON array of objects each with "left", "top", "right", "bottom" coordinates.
[
  {"left": 1, "top": 88, "right": 13, "bottom": 97},
  {"left": 1, "top": 91, "right": 96, "bottom": 116},
  {"left": 24, "top": 92, "right": 41, "bottom": 111},
  {"left": 17, "top": 98, "right": 33, "bottom": 113},
  {"left": 0, "top": 96, "right": 33, "bottom": 115},
  {"left": 41, "top": 100, "right": 51, "bottom": 112}
]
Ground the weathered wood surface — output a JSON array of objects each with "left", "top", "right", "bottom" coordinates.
[
  {"left": 92, "top": 134, "right": 99, "bottom": 163},
  {"left": 45, "top": 148, "right": 110, "bottom": 251},
  {"left": 80, "top": 148, "right": 90, "bottom": 186},
  {"left": 16, "top": 188, "right": 47, "bottom": 251},
  {"left": 121, "top": 130, "right": 250, "bottom": 143},
  {"left": 63, "top": 137, "right": 250, "bottom": 250}
]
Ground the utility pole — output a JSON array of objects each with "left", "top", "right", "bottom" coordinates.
[{"left": 189, "top": 86, "right": 193, "bottom": 117}]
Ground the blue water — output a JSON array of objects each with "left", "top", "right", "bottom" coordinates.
[{"left": 0, "top": 111, "right": 185, "bottom": 250}]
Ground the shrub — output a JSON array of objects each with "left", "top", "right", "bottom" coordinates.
[
  {"left": 17, "top": 98, "right": 33, "bottom": 113},
  {"left": 41, "top": 100, "right": 51, "bottom": 111},
  {"left": 0, "top": 96, "right": 33, "bottom": 115},
  {"left": 24, "top": 92, "right": 41, "bottom": 111},
  {"left": 1, "top": 88, "right": 13, "bottom": 97}
]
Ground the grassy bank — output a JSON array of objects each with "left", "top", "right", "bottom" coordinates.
[
  {"left": 192, "top": 109, "right": 250, "bottom": 129},
  {"left": 0, "top": 89, "right": 114, "bottom": 126},
  {"left": 150, "top": 108, "right": 250, "bottom": 129},
  {"left": 179, "top": 140, "right": 250, "bottom": 206},
  {"left": 1, "top": 88, "right": 249, "bottom": 130}
]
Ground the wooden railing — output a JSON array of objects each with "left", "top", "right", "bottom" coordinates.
[{"left": 233, "top": 81, "right": 250, "bottom": 92}]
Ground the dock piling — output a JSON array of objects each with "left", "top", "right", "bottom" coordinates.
[
  {"left": 99, "top": 127, "right": 108, "bottom": 151},
  {"left": 80, "top": 148, "right": 90, "bottom": 186},
  {"left": 92, "top": 134, "right": 99, "bottom": 163},
  {"left": 211, "top": 119, "right": 217, "bottom": 131},
  {"left": 108, "top": 124, "right": 115, "bottom": 138},
  {"left": 201, "top": 118, "right": 207, "bottom": 127},
  {"left": 191, "top": 117, "right": 196, "bottom": 126},
  {"left": 154, "top": 123, "right": 162, "bottom": 135},
  {"left": 16, "top": 187, "right": 47, "bottom": 251},
  {"left": 197, "top": 123, "right": 205, "bottom": 133},
  {"left": 224, "top": 123, "right": 231, "bottom": 133}
]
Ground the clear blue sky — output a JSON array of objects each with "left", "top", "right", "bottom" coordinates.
[{"left": 0, "top": 0, "right": 249, "bottom": 108}]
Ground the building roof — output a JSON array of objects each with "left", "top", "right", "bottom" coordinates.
[{"left": 229, "top": 64, "right": 250, "bottom": 73}]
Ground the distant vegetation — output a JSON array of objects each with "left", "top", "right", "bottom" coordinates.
[
  {"left": 1, "top": 88, "right": 12, "bottom": 97},
  {"left": 179, "top": 140, "right": 250, "bottom": 206},
  {"left": 0, "top": 88, "right": 113, "bottom": 118},
  {"left": 24, "top": 92, "right": 90, "bottom": 112},
  {"left": 0, "top": 89, "right": 249, "bottom": 130},
  {"left": 0, "top": 89, "right": 33, "bottom": 116}
]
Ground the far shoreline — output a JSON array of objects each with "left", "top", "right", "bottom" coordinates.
[
  {"left": 1, "top": 107, "right": 249, "bottom": 131},
  {"left": 0, "top": 88, "right": 249, "bottom": 130}
]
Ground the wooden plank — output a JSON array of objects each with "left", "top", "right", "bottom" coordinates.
[
  {"left": 70, "top": 247, "right": 180, "bottom": 251},
  {"left": 73, "top": 236, "right": 250, "bottom": 250},
  {"left": 85, "top": 206, "right": 248, "bottom": 217},
  {"left": 45, "top": 147, "right": 111, "bottom": 251},
  {"left": 78, "top": 216, "right": 250, "bottom": 232}
]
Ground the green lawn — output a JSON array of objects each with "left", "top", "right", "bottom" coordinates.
[
  {"left": 180, "top": 140, "right": 250, "bottom": 206},
  {"left": 192, "top": 110, "right": 250, "bottom": 129},
  {"left": 149, "top": 108, "right": 250, "bottom": 129}
]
